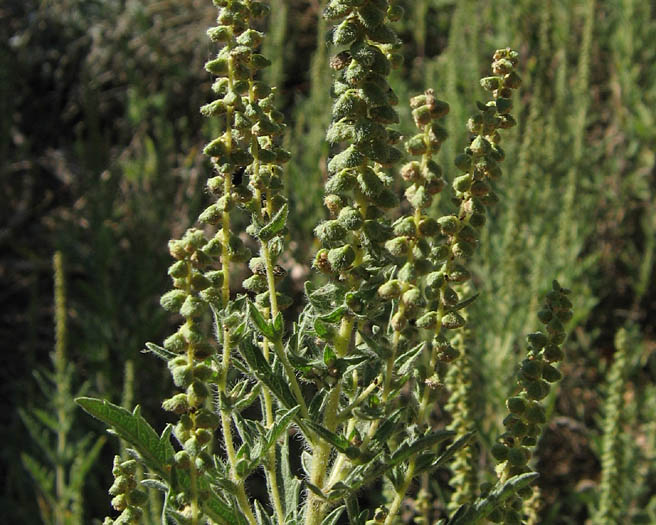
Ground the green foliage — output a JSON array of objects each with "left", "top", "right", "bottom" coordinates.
[{"left": 5, "top": 0, "right": 655, "bottom": 524}]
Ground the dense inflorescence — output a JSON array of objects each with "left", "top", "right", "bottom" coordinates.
[
  {"left": 103, "top": 457, "right": 147, "bottom": 525},
  {"left": 489, "top": 280, "right": 573, "bottom": 523}
]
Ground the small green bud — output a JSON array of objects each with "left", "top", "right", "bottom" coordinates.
[
  {"left": 357, "top": 167, "right": 384, "bottom": 198},
  {"left": 542, "top": 363, "right": 562, "bottom": 383},
  {"left": 507, "top": 446, "right": 529, "bottom": 466},
  {"left": 385, "top": 236, "right": 409, "bottom": 257},
  {"left": 242, "top": 274, "right": 268, "bottom": 293},
  {"left": 470, "top": 180, "right": 491, "bottom": 197},
  {"left": 417, "top": 217, "right": 439, "bottom": 237},
  {"left": 525, "top": 379, "right": 549, "bottom": 400},
  {"left": 180, "top": 295, "right": 206, "bottom": 319},
  {"left": 495, "top": 97, "right": 513, "bottom": 115},
  {"left": 108, "top": 475, "right": 128, "bottom": 496},
  {"left": 524, "top": 402, "right": 546, "bottom": 424},
  {"left": 160, "top": 290, "right": 187, "bottom": 312},
  {"left": 453, "top": 174, "right": 472, "bottom": 193},
  {"left": 441, "top": 312, "right": 466, "bottom": 329},
  {"left": 391, "top": 311, "right": 407, "bottom": 331},
  {"left": 187, "top": 381, "right": 209, "bottom": 407},
  {"left": 397, "top": 262, "right": 417, "bottom": 283},
  {"left": 425, "top": 271, "right": 445, "bottom": 290},
  {"left": 469, "top": 212, "right": 486, "bottom": 228},
  {"left": 432, "top": 244, "right": 450, "bottom": 261},
  {"left": 174, "top": 450, "right": 191, "bottom": 469},
  {"left": 470, "top": 136, "right": 491, "bottom": 155},
  {"left": 126, "top": 489, "right": 148, "bottom": 507},
  {"left": 416, "top": 312, "right": 437, "bottom": 329},
  {"left": 195, "top": 409, "right": 220, "bottom": 429},
  {"left": 393, "top": 216, "right": 417, "bottom": 237},
  {"left": 452, "top": 240, "right": 475, "bottom": 259},
  {"left": 164, "top": 332, "right": 186, "bottom": 353},
  {"left": 315, "top": 220, "right": 347, "bottom": 247},
  {"left": 326, "top": 170, "right": 357, "bottom": 194},
  {"left": 412, "top": 105, "right": 432, "bottom": 127},
  {"left": 480, "top": 76, "right": 501, "bottom": 91},
  {"left": 171, "top": 366, "right": 193, "bottom": 388},
  {"left": 527, "top": 331, "right": 548, "bottom": 350},
  {"left": 491, "top": 443, "right": 509, "bottom": 461},
  {"left": 325, "top": 194, "right": 345, "bottom": 215},
  {"left": 378, "top": 279, "right": 402, "bottom": 299},
  {"left": 111, "top": 494, "right": 127, "bottom": 511},
  {"left": 338, "top": 206, "right": 363, "bottom": 230},
  {"left": 400, "top": 161, "right": 421, "bottom": 182},
  {"left": 438, "top": 215, "right": 460, "bottom": 236},
  {"left": 448, "top": 264, "right": 471, "bottom": 283},
  {"left": 507, "top": 396, "right": 526, "bottom": 415},
  {"left": 405, "top": 134, "right": 427, "bottom": 155},
  {"left": 402, "top": 288, "right": 423, "bottom": 309},
  {"left": 162, "top": 394, "right": 189, "bottom": 414},
  {"left": 333, "top": 20, "right": 360, "bottom": 46},
  {"left": 328, "top": 245, "right": 356, "bottom": 271},
  {"left": 520, "top": 359, "right": 542, "bottom": 380}
]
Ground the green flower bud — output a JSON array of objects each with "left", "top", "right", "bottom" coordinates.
[
  {"left": 333, "top": 20, "right": 360, "bottom": 46},
  {"left": 111, "top": 494, "right": 127, "bottom": 512},
  {"left": 417, "top": 217, "right": 439, "bottom": 237},
  {"left": 438, "top": 215, "right": 460, "bottom": 235},
  {"left": 357, "top": 167, "right": 384, "bottom": 198},
  {"left": 441, "top": 312, "right": 466, "bottom": 329},
  {"left": 524, "top": 402, "right": 546, "bottom": 424},
  {"left": 393, "top": 216, "right": 417, "bottom": 237},
  {"left": 328, "top": 146, "right": 365, "bottom": 174},
  {"left": 480, "top": 76, "right": 501, "bottom": 91},
  {"left": 470, "top": 136, "right": 491, "bottom": 155},
  {"left": 527, "top": 331, "right": 548, "bottom": 350},
  {"left": 510, "top": 419, "right": 528, "bottom": 437},
  {"left": 448, "top": 264, "right": 471, "bottom": 283},
  {"left": 160, "top": 290, "right": 187, "bottom": 313},
  {"left": 491, "top": 442, "right": 509, "bottom": 461},
  {"left": 376, "top": 188, "right": 399, "bottom": 208},
  {"left": 507, "top": 396, "right": 526, "bottom": 415},
  {"left": 453, "top": 174, "right": 472, "bottom": 193},
  {"left": 398, "top": 262, "right": 417, "bottom": 283},
  {"left": 378, "top": 279, "right": 402, "bottom": 299},
  {"left": 525, "top": 379, "right": 549, "bottom": 400},
  {"left": 171, "top": 365, "right": 193, "bottom": 388},
  {"left": 109, "top": 475, "right": 128, "bottom": 496},
  {"left": 385, "top": 236, "right": 409, "bottom": 257},
  {"left": 452, "top": 241, "right": 475, "bottom": 259},
  {"left": 180, "top": 295, "right": 207, "bottom": 318},
  {"left": 507, "top": 446, "right": 529, "bottom": 466},
  {"left": 406, "top": 134, "right": 427, "bottom": 155},
  {"left": 391, "top": 311, "right": 407, "bottom": 331},
  {"left": 469, "top": 212, "right": 486, "bottom": 228},
  {"left": 425, "top": 271, "right": 445, "bottom": 290},
  {"left": 432, "top": 244, "right": 450, "bottom": 261},
  {"left": 520, "top": 359, "right": 542, "bottom": 380},
  {"left": 495, "top": 97, "right": 513, "bottom": 115},
  {"left": 402, "top": 288, "right": 423, "bottom": 309},
  {"left": 242, "top": 274, "right": 268, "bottom": 293},
  {"left": 315, "top": 220, "right": 347, "bottom": 247},
  {"left": 187, "top": 381, "right": 209, "bottom": 407},
  {"left": 328, "top": 245, "right": 356, "bottom": 271},
  {"left": 542, "top": 363, "right": 562, "bottom": 383},
  {"left": 400, "top": 161, "right": 421, "bottom": 182},
  {"left": 412, "top": 105, "right": 432, "bottom": 126},
  {"left": 195, "top": 409, "right": 220, "bottom": 429},
  {"left": 470, "top": 180, "right": 491, "bottom": 197},
  {"left": 126, "top": 489, "right": 148, "bottom": 507},
  {"left": 428, "top": 123, "right": 448, "bottom": 148},
  {"left": 416, "top": 312, "right": 438, "bottom": 329},
  {"left": 162, "top": 393, "right": 189, "bottom": 414},
  {"left": 164, "top": 332, "right": 186, "bottom": 353}
]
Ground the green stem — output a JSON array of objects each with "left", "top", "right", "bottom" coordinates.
[{"left": 304, "top": 317, "right": 354, "bottom": 525}]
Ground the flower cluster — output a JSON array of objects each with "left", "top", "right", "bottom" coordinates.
[
  {"left": 489, "top": 280, "right": 573, "bottom": 523},
  {"left": 103, "top": 457, "right": 147, "bottom": 525}
]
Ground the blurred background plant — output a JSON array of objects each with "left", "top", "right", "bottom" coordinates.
[{"left": 2, "top": 0, "right": 654, "bottom": 523}]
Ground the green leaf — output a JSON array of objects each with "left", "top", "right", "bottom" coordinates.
[
  {"left": 390, "top": 430, "right": 455, "bottom": 465},
  {"left": 143, "top": 341, "right": 177, "bottom": 361},
  {"left": 370, "top": 408, "right": 404, "bottom": 451},
  {"left": 258, "top": 203, "right": 288, "bottom": 241},
  {"left": 254, "top": 499, "right": 274, "bottom": 525},
  {"left": 305, "top": 282, "right": 346, "bottom": 313},
  {"left": 276, "top": 433, "right": 301, "bottom": 521},
  {"left": 239, "top": 339, "right": 297, "bottom": 408},
  {"left": 68, "top": 435, "right": 106, "bottom": 492},
  {"left": 415, "top": 432, "right": 475, "bottom": 475},
  {"left": 266, "top": 407, "right": 300, "bottom": 451},
  {"left": 396, "top": 342, "right": 425, "bottom": 377},
  {"left": 21, "top": 453, "right": 55, "bottom": 503},
  {"left": 249, "top": 302, "right": 278, "bottom": 341},
  {"left": 445, "top": 293, "right": 480, "bottom": 313},
  {"left": 319, "top": 305, "right": 348, "bottom": 323},
  {"left": 232, "top": 383, "right": 262, "bottom": 413},
  {"left": 314, "top": 318, "right": 334, "bottom": 340},
  {"left": 272, "top": 312, "right": 284, "bottom": 339},
  {"left": 303, "top": 420, "right": 359, "bottom": 459},
  {"left": 322, "top": 505, "right": 345, "bottom": 525},
  {"left": 448, "top": 472, "right": 540, "bottom": 525},
  {"left": 75, "top": 397, "right": 174, "bottom": 479}
]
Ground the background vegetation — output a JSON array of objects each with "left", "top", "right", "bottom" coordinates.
[{"left": 2, "top": 0, "right": 655, "bottom": 522}]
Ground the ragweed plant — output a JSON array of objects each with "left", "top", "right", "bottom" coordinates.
[{"left": 76, "top": 2, "right": 575, "bottom": 524}]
